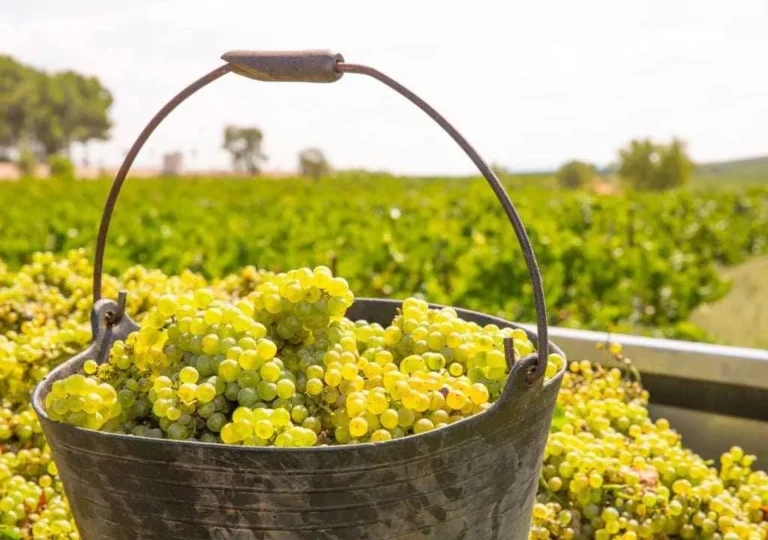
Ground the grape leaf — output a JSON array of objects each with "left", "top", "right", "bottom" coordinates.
[{"left": 0, "top": 526, "right": 22, "bottom": 540}]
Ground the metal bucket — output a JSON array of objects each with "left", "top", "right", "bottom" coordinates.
[
  {"left": 32, "top": 50, "right": 567, "bottom": 539},
  {"left": 33, "top": 299, "right": 565, "bottom": 540}
]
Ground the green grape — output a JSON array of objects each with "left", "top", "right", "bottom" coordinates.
[
  {"left": 257, "top": 381, "right": 278, "bottom": 401},
  {"left": 276, "top": 379, "right": 296, "bottom": 399},
  {"left": 206, "top": 413, "right": 227, "bottom": 433},
  {"left": 237, "top": 387, "right": 259, "bottom": 407}
]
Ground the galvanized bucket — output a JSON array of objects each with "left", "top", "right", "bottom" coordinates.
[{"left": 32, "top": 51, "right": 567, "bottom": 540}]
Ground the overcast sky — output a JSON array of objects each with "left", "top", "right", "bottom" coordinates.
[{"left": 1, "top": 0, "right": 766, "bottom": 175}]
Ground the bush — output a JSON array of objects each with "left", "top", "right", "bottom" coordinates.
[
  {"left": 48, "top": 154, "right": 75, "bottom": 181},
  {"left": 618, "top": 138, "right": 693, "bottom": 191},
  {"left": 17, "top": 148, "right": 36, "bottom": 178},
  {"left": 556, "top": 160, "right": 596, "bottom": 189}
]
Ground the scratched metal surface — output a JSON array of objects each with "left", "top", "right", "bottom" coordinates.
[{"left": 33, "top": 299, "right": 566, "bottom": 540}]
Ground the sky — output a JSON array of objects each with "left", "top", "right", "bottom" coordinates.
[{"left": 1, "top": 0, "right": 767, "bottom": 175}]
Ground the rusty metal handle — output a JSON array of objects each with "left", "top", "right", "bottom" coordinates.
[{"left": 92, "top": 50, "right": 550, "bottom": 383}]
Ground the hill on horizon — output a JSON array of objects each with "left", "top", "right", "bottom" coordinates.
[
  {"left": 507, "top": 154, "right": 768, "bottom": 177},
  {"left": 573, "top": 155, "right": 768, "bottom": 186},
  {"left": 694, "top": 155, "right": 768, "bottom": 177},
  {"left": 691, "top": 155, "right": 768, "bottom": 187}
]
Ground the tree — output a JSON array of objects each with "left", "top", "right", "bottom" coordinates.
[
  {"left": 30, "top": 71, "right": 113, "bottom": 157},
  {"left": 70, "top": 72, "right": 113, "bottom": 147},
  {"left": 223, "top": 126, "right": 267, "bottom": 174},
  {"left": 0, "top": 55, "right": 113, "bottom": 160},
  {"left": 618, "top": 138, "right": 693, "bottom": 191},
  {"left": 0, "top": 56, "right": 37, "bottom": 157},
  {"left": 556, "top": 160, "right": 596, "bottom": 189},
  {"left": 298, "top": 148, "right": 331, "bottom": 181},
  {"left": 657, "top": 139, "right": 694, "bottom": 190}
]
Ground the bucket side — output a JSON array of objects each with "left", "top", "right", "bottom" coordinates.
[{"left": 35, "top": 299, "right": 564, "bottom": 540}]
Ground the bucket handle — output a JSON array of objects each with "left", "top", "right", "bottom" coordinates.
[{"left": 91, "top": 50, "right": 550, "bottom": 384}]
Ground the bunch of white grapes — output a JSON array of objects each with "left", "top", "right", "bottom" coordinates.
[
  {"left": 45, "top": 266, "right": 562, "bottom": 447},
  {"left": 528, "top": 348, "right": 768, "bottom": 540}
]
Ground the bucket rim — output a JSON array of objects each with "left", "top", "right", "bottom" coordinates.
[{"left": 32, "top": 297, "right": 567, "bottom": 454}]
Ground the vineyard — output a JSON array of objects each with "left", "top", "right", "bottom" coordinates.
[
  {"left": 1, "top": 177, "right": 768, "bottom": 539},
  {"left": 1, "top": 177, "right": 767, "bottom": 341}
]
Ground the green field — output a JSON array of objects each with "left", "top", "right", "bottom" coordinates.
[{"left": 1, "top": 176, "right": 767, "bottom": 342}]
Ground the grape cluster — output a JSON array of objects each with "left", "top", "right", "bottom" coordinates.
[
  {"left": 0, "top": 434, "right": 76, "bottom": 539},
  {"left": 0, "top": 251, "right": 214, "bottom": 538},
  {"left": 0, "top": 403, "right": 46, "bottom": 448},
  {"left": 43, "top": 375, "right": 120, "bottom": 431},
  {"left": 46, "top": 268, "right": 562, "bottom": 448},
  {"left": 247, "top": 266, "right": 355, "bottom": 345},
  {"left": 529, "top": 346, "right": 768, "bottom": 539},
  {"left": 214, "top": 265, "right": 276, "bottom": 299},
  {"left": 0, "top": 250, "right": 212, "bottom": 409}
]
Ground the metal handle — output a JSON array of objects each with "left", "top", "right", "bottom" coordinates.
[{"left": 92, "top": 50, "right": 550, "bottom": 383}]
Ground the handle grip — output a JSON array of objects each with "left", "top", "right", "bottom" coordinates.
[
  {"left": 92, "top": 50, "right": 550, "bottom": 383},
  {"left": 222, "top": 50, "right": 344, "bottom": 83}
]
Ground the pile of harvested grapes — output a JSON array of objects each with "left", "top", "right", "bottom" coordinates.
[
  {"left": 45, "top": 265, "right": 562, "bottom": 447},
  {"left": 2, "top": 250, "right": 767, "bottom": 539}
]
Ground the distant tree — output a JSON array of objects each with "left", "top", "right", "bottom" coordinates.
[
  {"left": 0, "top": 56, "right": 37, "bottom": 156},
  {"left": 0, "top": 55, "right": 113, "bottom": 159},
  {"left": 223, "top": 126, "right": 267, "bottom": 174},
  {"left": 69, "top": 72, "right": 113, "bottom": 148},
  {"left": 657, "top": 139, "right": 694, "bottom": 190},
  {"left": 617, "top": 139, "right": 656, "bottom": 189},
  {"left": 30, "top": 70, "right": 113, "bottom": 157},
  {"left": 618, "top": 138, "right": 693, "bottom": 191},
  {"left": 298, "top": 148, "right": 331, "bottom": 181},
  {"left": 556, "top": 160, "right": 596, "bottom": 189}
]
